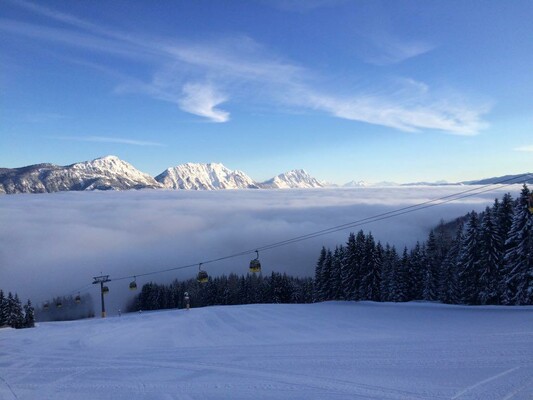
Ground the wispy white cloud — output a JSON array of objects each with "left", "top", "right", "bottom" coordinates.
[
  {"left": 364, "top": 36, "right": 434, "bottom": 66},
  {"left": 53, "top": 136, "right": 164, "bottom": 147},
  {"left": 2, "top": 1, "right": 490, "bottom": 133},
  {"left": 178, "top": 83, "right": 230, "bottom": 123},
  {"left": 514, "top": 145, "right": 533, "bottom": 152},
  {"left": 300, "top": 91, "right": 489, "bottom": 135}
]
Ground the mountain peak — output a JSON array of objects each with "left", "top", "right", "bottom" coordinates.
[
  {"left": 261, "top": 169, "right": 323, "bottom": 189},
  {"left": 156, "top": 162, "right": 259, "bottom": 190},
  {"left": 0, "top": 156, "right": 160, "bottom": 194}
]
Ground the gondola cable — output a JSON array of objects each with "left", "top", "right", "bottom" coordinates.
[
  {"left": 110, "top": 172, "right": 531, "bottom": 282},
  {"left": 48, "top": 172, "right": 532, "bottom": 301}
]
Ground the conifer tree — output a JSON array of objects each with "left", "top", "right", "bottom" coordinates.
[
  {"left": 12, "top": 294, "right": 24, "bottom": 329},
  {"left": 0, "top": 290, "right": 5, "bottom": 327},
  {"left": 438, "top": 223, "right": 463, "bottom": 304},
  {"left": 360, "top": 234, "right": 381, "bottom": 301},
  {"left": 497, "top": 193, "right": 515, "bottom": 244},
  {"left": 5, "top": 292, "right": 14, "bottom": 327},
  {"left": 408, "top": 242, "right": 424, "bottom": 300},
  {"left": 344, "top": 231, "right": 365, "bottom": 300},
  {"left": 314, "top": 247, "right": 327, "bottom": 301},
  {"left": 380, "top": 245, "right": 399, "bottom": 302},
  {"left": 393, "top": 248, "right": 410, "bottom": 302},
  {"left": 423, "top": 231, "right": 439, "bottom": 301},
  {"left": 502, "top": 185, "right": 533, "bottom": 305},
  {"left": 330, "top": 246, "right": 344, "bottom": 300},
  {"left": 478, "top": 206, "right": 502, "bottom": 304},
  {"left": 320, "top": 249, "right": 334, "bottom": 300},
  {"left": 458, "top": 212, "right": 481, "bottom": 304},
  {"left": 23, "top": 299, "right": 35, "bottom": 328}
]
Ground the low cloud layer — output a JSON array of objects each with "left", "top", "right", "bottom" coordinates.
[{"left": 0, "top": 186, "right": 522, "bottom": 313}]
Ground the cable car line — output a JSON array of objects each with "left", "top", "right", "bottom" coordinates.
[
  {"left": 46, "top": 172, "right": 531, "bottom": 305},
  {"left": 109, "top": 172, "right": 531, "bottom": 283}
]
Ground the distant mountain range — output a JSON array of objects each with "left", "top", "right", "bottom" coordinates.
[
  {"left": 0, "top": 156, "right": 324, "bottom": 194},
  {"left": 0, "top": 155, "right": 530, "bottom": 195}
]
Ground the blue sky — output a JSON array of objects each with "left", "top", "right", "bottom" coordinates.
[{"left": 1, "top": 0, "right": 532, "bottom": 184}]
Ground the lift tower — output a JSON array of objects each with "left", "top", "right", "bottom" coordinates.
[{"left": 92, "top": 275, "right": 111, "bottom": 318}]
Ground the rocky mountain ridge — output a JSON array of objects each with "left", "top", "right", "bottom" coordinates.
[{"left": 1, "top": 156, "right": 530, "bottom": 195}]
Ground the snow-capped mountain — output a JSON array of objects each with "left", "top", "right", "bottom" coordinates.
[
  {"left": 0, "top": 155, "right": 161, "bottom": 194},
  {"left": 461, "top": 173, "right": 533, "bottom": 185},
  {"left": 261, "top": 169, "right": 324, "bottom": 189},
  {"left": 155, "top": 163, "right": 259, "bottom": 190},
  {"left": 343, "top": 180, "right": 372, "bottom": 188}
]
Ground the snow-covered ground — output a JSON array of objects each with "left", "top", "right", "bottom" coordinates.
[{"left": 1, "top": 302, "right": 532, "bottom": 400}]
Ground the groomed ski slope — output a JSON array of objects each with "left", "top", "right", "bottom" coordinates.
[{"left": 1, "top": 302, "right": 532, "bottom": 400}]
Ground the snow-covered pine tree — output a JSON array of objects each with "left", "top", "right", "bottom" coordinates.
[
  {"left": 393, "top": 248, "right": 410, "bottom": 302},
  {"left": 0, "top": 290, "right": 5, "bottom": 327},
  {"left": 439, "top": 233, "right": 461, "bottom": 304},
  {"left": 458, "top": 212, "right": 481, "bottom": 304},
  {"left": 478, "top": 206, "right": 502, "bottom": 304},
  {"left": 380, "top": 244, "right": 399, "bottom": 302},
  {"left": 343, "top": 231, "right": 365, "bottom": 300},
  {"left": 371, "top": 241, "right": 384, "bottom": 301},
  {"left": 423, "top": 231, "right": 439, "bottom": 301},
  {"left": 408, "top": 242, "right": 425, "bottom": 301},
  {"left": 341, "top": 234, "right": 356, "bottom": 300},
  {"left": 314, "top": 247, "right": 327, "bottom": 301},
  {"left": 330, "top": 246, "right": 345, "bottom": 300},
  {"left": 497, "top": 193, "right": 515, "bottom": 245},
  {"left": 11, "top": 294, "right": 24, "bottom": 329},
  {"left": 5, "top": 292, "right": 14, "bottom": 327},
  {"left": 320, "top": 249, "right": 333, "bottom": 300},
  {"left": 360, "top": 234, "right": 381, "bottom": 301},
  {"left": 23, "top": 299, "right": 35, "bottom": 328},
  {"left": 502, "top": 184, "right": 533, "bottom": 305}
]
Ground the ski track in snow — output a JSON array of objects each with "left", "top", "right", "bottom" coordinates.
[{"left": 1, "top": 302, "right": 533, "bottom": 400}]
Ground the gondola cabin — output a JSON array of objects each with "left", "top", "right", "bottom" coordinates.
[
  {"left": 56, "top": 301, "right": 62, "bottom": 308},
  {"left": 197, "top": 270, "right": 208, "bottom": 283},
  {"left": 75, "top": 295, "right": 81, "bottom": 304},
  {"left": 129, "top": 280, "right": 137, "bottom": 290},
  {"left": 249, "top": 250, "right": 261, "bottom": 273},
  {"left": 43, "top": 302, "right": 49, "bottom": 311},
  {"left": 249, "top": 259, "right": 261, "bottom": 273}
]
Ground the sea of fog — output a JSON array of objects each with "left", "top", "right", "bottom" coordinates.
[{"left": 0, "top": 185, "right": 524, "bottom": 312}]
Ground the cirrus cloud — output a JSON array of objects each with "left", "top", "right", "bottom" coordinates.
[{"left": 1, "top": 0, "right": 491, "bottom": 133}]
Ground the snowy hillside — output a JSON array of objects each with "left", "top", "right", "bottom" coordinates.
[
  {"left": 262, "top": 169, "right": 324, "bottom": 189},
  {"left": 155, "top": 162, "right": 259, "bottom": 190},
  {"left": 0, "top": 155, "right": 161, "bottom": 194},
  {"left": 1, "top": 302, "right": 532, "bottom": 399}
]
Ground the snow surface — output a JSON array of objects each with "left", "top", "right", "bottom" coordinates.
[{"left": 1, "top": 302, "right": 532, "bottom": 400}]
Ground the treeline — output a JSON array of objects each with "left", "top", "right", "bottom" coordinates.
[
  {"left": 129, "top": 185, "right": 532, "bottom": 313},
  {"left": 315, "top": 185, "right": 533, "bottom": 305},
  {"left": 128, "top": 272, "right": 314, "bottom": 312},
  {"left": 0, "top": 289, "right": 35, "bottom": 329},
  {"left": 34, "top": 294, "right": 95, "bottom": 322}
]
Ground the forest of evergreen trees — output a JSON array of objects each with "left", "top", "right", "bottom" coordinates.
[
  {"left": 0, "top": 289, "right": 35, "bottom": 329},
  {"left": 315, "top": 184, "right": 533, "bottom": 305},
  {"left": 133, "top": 185, "right": 532, "bottom": 310},
  {"left": 128, "top": 272, "right": 314, "bottom": 312}
]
